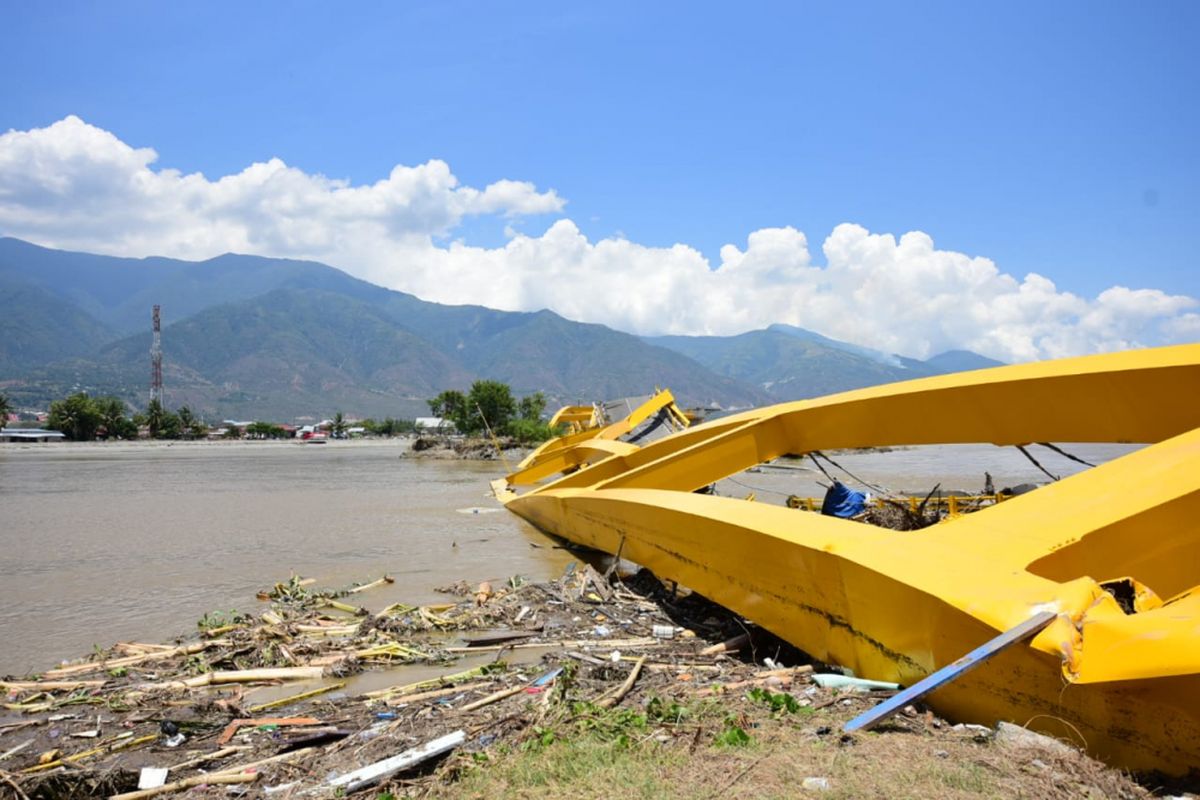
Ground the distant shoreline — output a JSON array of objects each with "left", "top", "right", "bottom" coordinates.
[{"left": 0, "top": 436, "right": 414, "bottom": 455}]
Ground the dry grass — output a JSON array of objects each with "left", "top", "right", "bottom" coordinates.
[{"left": 431, "top": 695, "right": 1152, "bottom": 800}]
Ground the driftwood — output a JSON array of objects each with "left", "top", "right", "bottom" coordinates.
[
  {"left": 107, "top": 743, "right": 319, "bottom": 796},
  {"left": 295, "top": 623, "right": 360, "bottom": 636},
  {"left": 216, "top": 717, "right": 322, "bottom": 746},
  {"left": 164, "top": 745, "right": 247, "bottom": 772},
  {"left": 362, "top": 664, "right": 497, "bottom": 699},
  {"left": 308, "top": 642, "right": 426, "bottom": 666},
  {"left": 247, "top": 681, "right": 345, "bottom": 713},
  {"left": 0, "top": 770, "right": 30, "bottom": 800},
  {"left": 199, "top": 624, "right": 245, "bottom": 638},
  {"left": 347, "top": 575, "right": 394, "bottom": 594},
  {"left": 699, "top": 633, "right": 750, "bottom": 656},
  {"left": 208, "top": 745, "right": 317, "bottom": 777},
  {"left": 694, "top": 665, "right": 814, "bottom": 696},
  {"left": 319, "top": 598, "right": 368, "bottom": 615},
  {"left": 637, "top": 662, "right": 723, "bottom": 673},
  {"left": 109, "top": 771, "right": 256, "bottom": 800},
  {"left": 458, "top": 684, "right": 527, "bottom": 712},
  {"left": 157, "top": 666, "right": 326, "bottom": 690},
  {"left": 383, "top": 681, "right": 493, "bottom": 707},
  {"left": 21, "top": 734, "right": 157, "bottom": 774},
  {"left": 445, "top": 637, "right": 661, "bottom": 654},
  {"left": 596, "top": 656, "right": 646, "bottom": 709},
  {"left": 0, "top": 740, "right": 35, "bottom": 764},
  {"left": 0, "top": 680, "right": 107, "bottom": 691},
  {"left": 44, "top": 642, "right": 225, "bottom": 679},
  {"left": 113, "top": 643, "right": 176, "bottom": 655}
]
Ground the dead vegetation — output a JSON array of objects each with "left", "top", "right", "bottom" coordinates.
[
  {"left": 407, "top": 437, "right": 522, "bottom": 460},
  {"left": 0, "top": 565, "right": 1182, "bottom": 799}
]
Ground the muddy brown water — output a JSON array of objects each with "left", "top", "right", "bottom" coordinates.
[
  {"left": 0, "top": 439, "right": 1138, "bottom": 677},
  {"left": 0, "top": 440, "right": 574, "bottom": 676}
]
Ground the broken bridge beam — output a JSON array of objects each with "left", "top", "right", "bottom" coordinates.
[{"left": 844, "top": 610, "right": 1058, "bottom": 733}]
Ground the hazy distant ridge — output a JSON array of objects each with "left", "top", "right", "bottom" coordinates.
[
  {"left": 646, "top": 326, "right": 1003, "bottom": 402},
  {"left": 0, "top": 238, "right": 770, "bottom": 417},
  {"left": 0, "top": 237, "right": 1001, "bottom": 418}
]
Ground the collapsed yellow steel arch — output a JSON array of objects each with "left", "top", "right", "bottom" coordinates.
[{"left": 496, "top": 344, "right": 1200, "bottom": 774}]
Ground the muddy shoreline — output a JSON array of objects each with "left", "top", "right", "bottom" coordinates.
[{"left": 0, "top": 566, "right": 1173, "bottom": 799}]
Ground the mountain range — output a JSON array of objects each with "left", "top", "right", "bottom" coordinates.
[
  {"left": 646, "top": 324, "right": 1001, "bottom": 402},
  {"left": 0, "top": 237, "right": 1002, "bottom": 420}
]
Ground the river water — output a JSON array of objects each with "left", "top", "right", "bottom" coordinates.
[
  {"left": 0, "top": 439, "right": 1137, "bottom": 676},
  {"left": 0, "top": 440, "right": 574, "bottom": 676}
]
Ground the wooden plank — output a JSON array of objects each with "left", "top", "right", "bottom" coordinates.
[
  {"left": 843, "top": 610, "right": 1058, "bottom": 733},
  {"left": 216, "top": 716, "right": 321, "bottom": 746}
]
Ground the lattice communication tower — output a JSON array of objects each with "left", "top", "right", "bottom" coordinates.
[{"left": 150, "top": 305, "right": 163, "bottom": 405}]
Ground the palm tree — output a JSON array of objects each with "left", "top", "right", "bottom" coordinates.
[
  {"left": 95, "top": 396, "right": 134, "bottom": 439},
  {"left": 178, "top": 405, "right": 196, "bottom": 439},
  {"left": 176, "top": 405, "right": 208, "bottom": 440},
  {"left": 332, "top": 411, "right": 348, "bottom": 438},
  {"left": 0, "top": 393, "right": 11, "bottom": 430},
  {"left": 139, "top": 399, "right": 181, "bottom": 439},
  {"left": 48, "top": 393, "right": 101, "bottom": 440},
  {"left": 142, "top": 399, "right": 166, "bottom": 438}
]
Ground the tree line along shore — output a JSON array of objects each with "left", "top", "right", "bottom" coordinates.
[{"left": 0, "top": 380, "right": 559, "bottom": 445}]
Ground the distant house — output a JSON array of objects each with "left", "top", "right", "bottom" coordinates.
[
  {"left": 415, "top": 417, "right": 452, "bottom": 432},
  {"left": 0, "top": 428, "right": 66, "bottom": 443},
  {"left": 219, "top": 419, "right": 253, "bottom": 438}
]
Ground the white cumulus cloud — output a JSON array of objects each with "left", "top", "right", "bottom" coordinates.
[
  {"left": 0, "top": 115, "right": 1195, "bottom": 363},
  {"left": 0, "top": 116, "right": 564, "bottom": 266}
]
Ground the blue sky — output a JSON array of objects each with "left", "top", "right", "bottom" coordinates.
[{"left": 1, "top": 2, "right": 1197, "bottom": 359}]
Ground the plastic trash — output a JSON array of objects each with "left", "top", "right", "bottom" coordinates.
[
  {"left": 810, "top": 674, "right": 901, "bottom": 692},
  {"left": 138, "top": 767, "right": 169, "bottom": 789},
  {"left": 354, "top": 721, "right": 388, "bottom": 741},
  {"left": 821, "top": 481, "right": 867, "bottom": 518},
  {"left": 531, "top": 667, "right": 564, "bottom": 687}
]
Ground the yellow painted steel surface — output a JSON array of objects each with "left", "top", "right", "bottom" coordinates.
[
  {"left": 509, "top": 390, "right": 687, "bottom": 484},
  {"left": 547, "top": 404, "right": 597, "bottom": 433},
  {"left": 496, "top": 344, "right": 1200, "bottom": 774}
]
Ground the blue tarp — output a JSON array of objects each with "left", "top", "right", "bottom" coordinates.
[{"left": 821, "top": 481, "right": 867, "bottom": 518}]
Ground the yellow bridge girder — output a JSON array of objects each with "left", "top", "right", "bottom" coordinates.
[{"left": 496, "top": 344, "right": 1200, "bottom": 774}]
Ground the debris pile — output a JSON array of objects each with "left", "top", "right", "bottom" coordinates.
[
  {"left": 407, "top": 437, "right": 522, "bottom": 460},
  {"left": 0, "top": 565, "right": 1155, "bottom": 799}
]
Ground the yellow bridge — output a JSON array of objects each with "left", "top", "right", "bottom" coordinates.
[{"left": 495, "top": 344, "right": 1200, "bottom": 775}]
